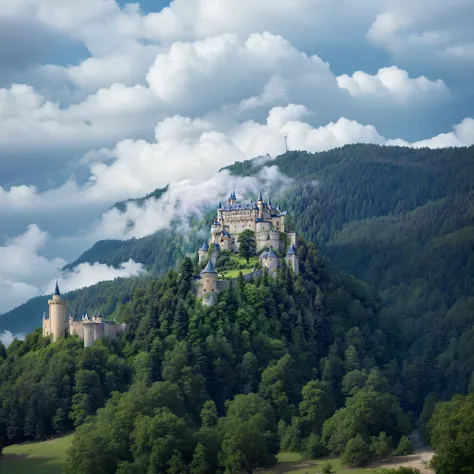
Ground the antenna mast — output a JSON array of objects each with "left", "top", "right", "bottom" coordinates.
[{"left": 284, "top": 134, "right": 289, "bottom": 153}]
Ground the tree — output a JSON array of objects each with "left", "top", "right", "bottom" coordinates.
[
  {"left": 168, "top": 449, "right": 187, "bottom": 474},
  {"left": 370, "top": 432, "right": 392, "bottom": 458},
  {"left": 219, "top": 394, "right": 277, "bottom": 474},
  {"left": 238, "top": 229, "right": 256, "bottom": 263},
  {"left": 190, "top": 443, "right": 209, "bottom": 474},
  {"left": 342, "top": 434, "right": 370, "bottom": 467},
  {"left": 429, "top": 394, "right": 474, "bottom": 474},
  {"left": 200, "top": 400, "right": 218, "bottom": 427},
  {"left": 395, "top": 436, "right": 413, "bottom": 456}
]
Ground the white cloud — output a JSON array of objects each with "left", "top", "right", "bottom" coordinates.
[
  {"left": 0, "top": 331, "right": 25, "bottom": 347},
  {"left": 367, "top": 0, "right": 474, "bottom": 67},
  {"left": 337, "top": 66, "right": 449, "bottom": 103},
  {"left": 94, "top": 166, "right": 292, "bottom": 240},
  {"left": 387, "top": 117, "right": 474, "bottom": 148},
  {"left": 0, "top": 225, "right": 144, "bottom": 314},
  {"left": 44, "top": 259, "right": 145, "bottom": 294}
]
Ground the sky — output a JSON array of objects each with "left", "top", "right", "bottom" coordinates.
[{"left": 0, "top": 0, "right": 474, "bottom": 317}]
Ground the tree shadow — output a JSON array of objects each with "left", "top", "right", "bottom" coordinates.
[{"left": 0, "top": 453, "right": 63, "bottom": 474}]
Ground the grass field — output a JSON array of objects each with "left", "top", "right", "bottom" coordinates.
[
  {"left": 0, "top": 434, "right": 73, "bottom": 474},
  {"left": 220, "top": 255, "right": 259, "bottom": 279},
  {"left": 259, "top": 453, "right": 368, "bottom": 474}
]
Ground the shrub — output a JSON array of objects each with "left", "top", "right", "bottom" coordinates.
[{"left": 395, "top": 436, "right": 414, "bottom": 456}]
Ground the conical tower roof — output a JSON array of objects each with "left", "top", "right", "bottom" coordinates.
[
  {"left": 201, "top": 259, "right": 217, "bottom": 274},
  {"left": 201, "top": 240, "right": 209, "bottom": 251},
  {"left": 54, "top": 280, "right": 61, "bottom": 296},
  {"left": 286, "top": 244, "right": 297, "bottom": 256},
  {"left": 267, "top": 246, "right": 277, "bottom": 258}
]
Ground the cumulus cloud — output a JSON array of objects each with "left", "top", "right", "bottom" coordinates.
[
  {"left": 367, "top": 0, "right": 474, "bottom": 68},
  {"left": 387, "top": 117, "right": 474, "bottom": 148},
  {"left": 337, "top": 66, "right": 449, "bottom": 103}
]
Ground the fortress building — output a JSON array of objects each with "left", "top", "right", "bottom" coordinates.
[
  {"left": 42, "top": 282, "right": 127, "bottom": 346},
  {"left": 195, "top": 191, "right": 299, "bottom": 304}
]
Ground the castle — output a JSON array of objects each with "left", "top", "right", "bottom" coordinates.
[
  {"left": 42, "top": 282, "right": 127, "bottom": 347},
  {"left": 195, "top": 191, "right": 299, "bottom": 305}
]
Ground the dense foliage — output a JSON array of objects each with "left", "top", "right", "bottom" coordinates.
[
  {"left": 1, "top": 239, "right": 414, "bottom": 472},
  {"left": 429, "top": 394, "right": 474, "bottom": 474},
  {"left": 1, "top": 144, "right": 473, "bottom": 472},
  {"left": 227, "top": 144, "right": 474, "bottom": 411},
  {"left": 0, "top": 331, "right": 131, "bottom": 444}
]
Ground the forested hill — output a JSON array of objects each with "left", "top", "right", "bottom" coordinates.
[
  {"left": 1, "top": 144, "right": 473, "bottom": 402},
  {"left": 0, "top": 240, "right": 411, "bottom": 472},
  {"left": 1, "top": 240, "right": 471, "bottom": 473},
  {"left": 226, "top": 144, "right": 474, "bottom": 402}
]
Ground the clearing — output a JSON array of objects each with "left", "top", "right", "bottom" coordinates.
[
  {"left": 260, "top": 451, "right": 435, "bottom": 474},
  {"left": 0, "top": 434, "right": 73, "bottom": 474}
]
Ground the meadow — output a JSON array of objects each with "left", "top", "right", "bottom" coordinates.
[{"left": 0, "top": 434, "right": 73, "bottom": 474}]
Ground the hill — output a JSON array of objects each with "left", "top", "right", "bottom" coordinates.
[{"left": 1, "top": 144, "right": 473, "bottom": 406}]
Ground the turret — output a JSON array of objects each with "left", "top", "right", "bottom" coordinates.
[
  {"left": 286, "top": 244, "right": 299, "bottom": 275},
  {"left": 210, "top": 220, "right": 222, "bottom": 243},
  {"left": 200, "top": 259, "right": 218, "bottom": 295},
  {"left": 198, "top": 240, "right": 209, "bottom": 264},
  {"left": 257, "top": 190, "right": 264, "bottom": 218},
  {"left": 48, "top": 281, "right": 67, "bottom": 342},
  {"left": 261, "top": 246, "right": 279, "bottom": 276}
]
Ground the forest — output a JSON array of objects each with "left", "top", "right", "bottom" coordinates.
[
  {"left": 1, "top": 239, "right": 472, "bottom": 473},
  {"left": 0, "top": 144, "right": 473, "bottom": 472}
]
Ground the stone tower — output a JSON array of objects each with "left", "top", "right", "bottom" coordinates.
[
  {"left": 261, "top": 246, "right": 279, "bottom": 276},
  {"left": 48, "top": 281, "right": 67, "bottom": 342},
  {"left": 200, "top": 258, "right": 218, "bottom": 305},
  {"left": 198, "top": 240, "right": 209, "bottom": 264},
  {"left": 286, "top": 244, "right": 299, "bottom": 275}
]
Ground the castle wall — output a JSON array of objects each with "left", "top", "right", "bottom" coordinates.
[
  {"left": 42, "top": 318, "right": 51, "bottom": 338},
  {"left": 268, "top": 230, "right": 280, "bottom": 251},
  {"left": 69, "top": 320, "right": 84, "bottom": 339}
]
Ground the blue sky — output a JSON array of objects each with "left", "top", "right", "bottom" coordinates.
[{"left": 0, "top": 0, "right": 473, "bottom": 314}]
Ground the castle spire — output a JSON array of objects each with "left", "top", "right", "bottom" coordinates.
[
  {"left": 258, "top": 190, "right": 263, "bottom": 202},
  {"left": 54, "top": 280, "right": 60, "bottom": 296}
]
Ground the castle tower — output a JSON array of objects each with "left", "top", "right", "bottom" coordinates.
[
  {"left": 286, "top": 244, "right": 299, "bottom": 275},
  {"left": 198, "top": 240, "right": 209, "bottom": 264},
  {"left": 210, "top": 220, "right": 222, "bottom": 243},
  {"left": 48, "top": 281, "right": 67, "bottom": 342},
  {"left": 261, "top": 246, "right": 279, "bottom": 276},
  {"left": 83, "top": 321, "right": 95, "bottom": 348},
  {"left": 201, "top": 259, "right": 217, "bottom": 299},
  {"left": 257, "top": 190, "right": 264, "bottom": 219}
]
